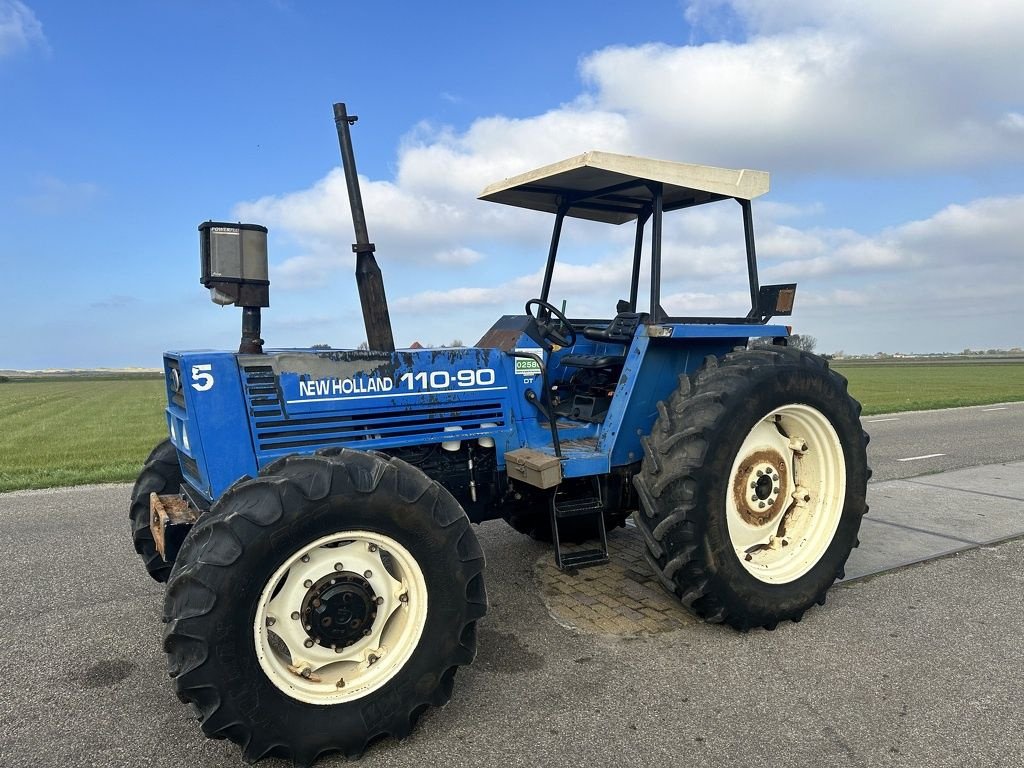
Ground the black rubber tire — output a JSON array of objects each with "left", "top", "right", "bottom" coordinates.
[
  {"left": 633, "top": 347, "right": 869, "bottom": 631},
  {"left": 128, "top": 439, "right": 183, "bottom": 583},
  {"left": 163, "top": 449, "right": 487, "bottom": 765}
]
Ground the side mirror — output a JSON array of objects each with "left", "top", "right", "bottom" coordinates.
[{"left": 199, "top": 221, "right": 270, "bottom": 307}]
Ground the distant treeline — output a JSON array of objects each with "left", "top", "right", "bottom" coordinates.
[
  {"left": 0, "top": 371, "right": 164, "bottom": 383},
  {"left": 834, "top": 355, "right": 1024, "bottom": 367}
]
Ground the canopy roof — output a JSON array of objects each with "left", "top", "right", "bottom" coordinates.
[{"left": 478, "top": 151, "right": 769, "bottom": 225}]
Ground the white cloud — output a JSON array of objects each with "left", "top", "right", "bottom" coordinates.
[
  {"left": 274, "top": 253, "right": 335, "bottom": 290},
  {"left": 239, "top": 0, "right": 1024, "bottom": 290},
  {"left": 581, "top": 1, "right": 1024, "bottom": 171},
  {"left": 0, "top": 1, "right": 45, "bottom": 58},
  {"left": 764, "top": 195, "right": 1024, "bottom": 280},
  {"left": 233, "top": 1, "right": 1023, "bottom": 354},
  {"left": 393, "top": 286, "right": 505, "bottom": 313},
  {"left": 434, "top": 247, "right": 484, "bottom": 266},
  {"left": 387, "top": 193, "right": 1024, "bottom": 352},
  {"left": 1001, "top": 113, "right": 1024, "bottom": 133}
]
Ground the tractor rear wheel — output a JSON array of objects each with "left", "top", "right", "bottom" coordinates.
[
  {"left": 163, "top": 449, "right": 486, "bottom": 764},
  {"left": 633, "top": 347, "right": 869, "bottom": 630},
  {"left": 128, "top": 439, "right": 182, "bottom": 582}
]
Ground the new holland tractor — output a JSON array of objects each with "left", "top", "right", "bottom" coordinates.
[{"left": 130, "top": 104, "right": 868, "bottom": 764}]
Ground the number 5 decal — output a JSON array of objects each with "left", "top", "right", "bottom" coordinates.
[{"left": 191, "top": 364, "right": 214, "bottom": 392}]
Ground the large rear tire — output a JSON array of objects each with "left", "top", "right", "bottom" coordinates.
[
  {"left": 633, "top": 348, "right": 869, "bottom": 630},
  {"left": 163, "top": 449, "right": 486, "bottom": 765},
  {"left": 128, "top": 439, "right": 182, "bottom": 583}
]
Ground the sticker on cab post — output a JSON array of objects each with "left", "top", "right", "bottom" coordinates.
[{"left": 514, "top": 348, "right": 544, "bottom": 376}]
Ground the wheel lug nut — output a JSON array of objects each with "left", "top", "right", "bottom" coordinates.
[
  {"left": 363, "top": 629, "right": 371, "bottom": 636},
  {"left": 335, "top": 563, "right": 344, "bottom": 571},
  {"left": 304, "top": 639, "right": 314, "bottom": 648},
  {"left": 758, "top": 502, "right": 766, "bottom": 509},
  {"left": 364, "top": 570, "right": 372, "bottom": 578},
  {"left": 756, "top": 470, "right": 764, "bottom": 477},
  {"left": 751, "top": 495, "right": 758, "bottom": 502},
  {"left": 303, "top": 579, "right": 313, "bottom": 588},
  {"left": 750, "top": 482, "right": 757, "bottom": 489},
  {"left": 399, "top": 594, "right": 408, "bottom": 603},
  {"left": 375, "top": 596, "right": 384, "bottom": 605},
  {"left": 291, "top": 611, "right": 300, "bottom": 620}
]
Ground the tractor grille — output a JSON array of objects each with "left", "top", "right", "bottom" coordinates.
[
  {"left": 179, "top": 452, "right": 201, "bottom": 482},
  {"left": 243, "top": 365, "right": 282, "bottom": 417},
  {"left": 242, "top": 365, "right": 506, "bottom": 452}
]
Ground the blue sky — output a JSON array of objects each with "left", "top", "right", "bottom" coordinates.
[{"left": 1, "top": 0, "right": 1022, "bottom": 369}]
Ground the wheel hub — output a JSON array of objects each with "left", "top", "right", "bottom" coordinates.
[
  {"left": 732, "top": 451, "right": 788, "bottom": 526},
  {"left": 301, "top": 572, "right": 378, "bottom": 649}
]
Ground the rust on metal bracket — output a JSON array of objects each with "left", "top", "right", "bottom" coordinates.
[{"left": 150, "top": 492, "right": 197, "bottom": 561}]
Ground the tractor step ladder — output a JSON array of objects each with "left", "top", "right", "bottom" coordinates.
[{"left": 550, "top": 480, "right": 609, "bottom": 570}]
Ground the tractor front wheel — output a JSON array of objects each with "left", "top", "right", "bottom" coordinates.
[
  {"left": 163, "top": 449, "right": 486, "bottom": 764},
  {"left": 128, "top": 439, "right": 183, "bottom": 582},
  {"left": 633, "top": 347, "right": 869, "bottom": 630}
]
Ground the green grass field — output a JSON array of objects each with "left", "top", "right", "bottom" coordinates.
[
  {"left": 0, "top": 379, "right": 167, "bottom": 492},
  {"left": 1, "top": 361, "right": 1022, "bottom": 492},
  {"left": 833, "top": 361, "right": 1024, "bottom": 415}
]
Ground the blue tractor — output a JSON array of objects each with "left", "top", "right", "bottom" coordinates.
[{"left": 131, "top": 104, "right": 868, "bottom": 764}]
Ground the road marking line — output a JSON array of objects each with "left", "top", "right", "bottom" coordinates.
[
  {"left": 897, "top": 453, "right": 946, "bottom": 462},
  {"left": 981, "top": 407, "right": 1007, "bottom": 411},
  {"left": 866, "top": 417, "right": 900, "bottom": 423}
]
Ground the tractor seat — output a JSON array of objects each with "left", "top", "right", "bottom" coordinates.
[
  {"left": 562, "top": 309, "right": 646, "bottom": 369},
  {"left": 582, "top": 311, "right": 647, "bottom": 343},
  {"left": 560, "top": 353, "right": 626, "bottom": 369}
]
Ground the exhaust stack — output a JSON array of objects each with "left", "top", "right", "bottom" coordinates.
[{"left": 333, "top": 103, "right": 396, "bottom": 353}]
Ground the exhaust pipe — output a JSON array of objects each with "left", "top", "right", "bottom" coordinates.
[{"left": 333, "top": 103, "right": 396, "bottom": 352}]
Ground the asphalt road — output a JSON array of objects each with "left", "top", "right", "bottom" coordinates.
[
  {"left": 864, "top": 401, "right": 1024, "bottom": 481},
  {"left": 1, "top": 406, "right": 1022, "bottom": 768}
]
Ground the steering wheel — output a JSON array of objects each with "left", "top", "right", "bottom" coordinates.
[{"left": 525, "top": 299, "right": 577, "bottom": 349}]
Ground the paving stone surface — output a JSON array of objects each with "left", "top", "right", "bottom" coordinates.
[
  {"left": 536, "top": 461, "right": 1024, "bottom": 635},
  {"left": 534, "top": 521, "right": 697, "bottom": 636}
]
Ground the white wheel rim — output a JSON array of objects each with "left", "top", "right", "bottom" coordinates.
[
  {"left": 725, "top": 404, "right": 847, "bottom": 584},
  {"left": 253, "top": 530, "right": 428, "bottom": 705}
]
